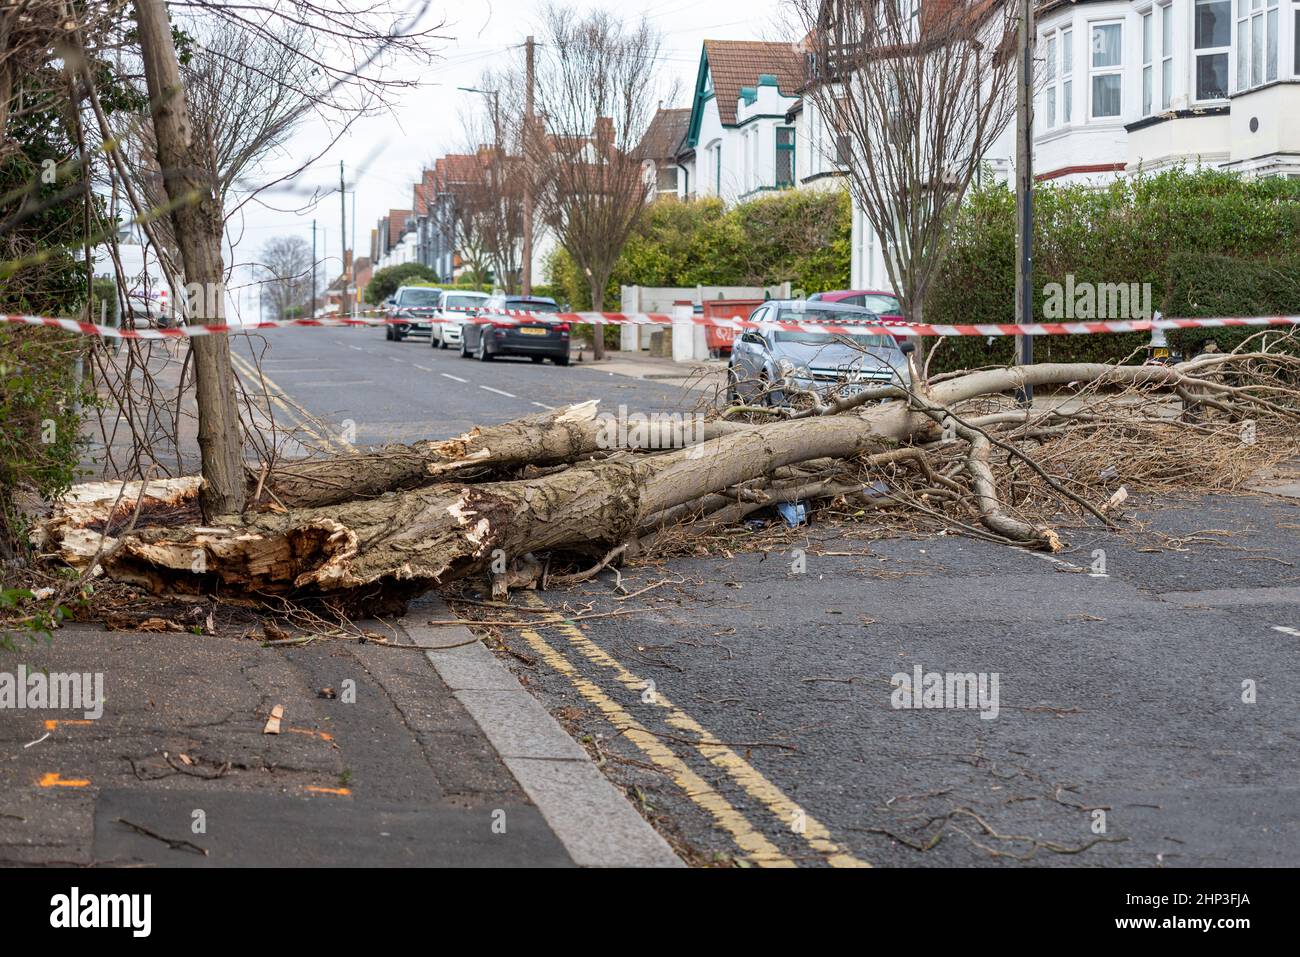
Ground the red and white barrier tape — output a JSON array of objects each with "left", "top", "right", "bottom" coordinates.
[{"left": 3, "top": 310, "right": 1299, "bottom": 340}]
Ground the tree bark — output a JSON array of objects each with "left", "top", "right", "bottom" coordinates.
[
  {"left": 52, "top": 361, "right": 1265, "bottom": 614},
  {"left": 255, "top": 401, "right": 753, "bottom": 508},
  {"left": 589, "top": 278, "right": 606, "bottom": 360},
  {"left": 134, "top": 0, "right": 246, "bottom": 519}
]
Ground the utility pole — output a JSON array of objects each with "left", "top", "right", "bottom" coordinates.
[
  {"left": 311, "top": 219, "right": 317, "bottom": 318},
  {"left": 522, "top": 34, "right": 535, "bottom": 295},
  {"left": 340, "top": 160, "right": 349, "bottom": 316},
  {"left": 1014, "top": 0, "right": 1035, "bottom": 406}
]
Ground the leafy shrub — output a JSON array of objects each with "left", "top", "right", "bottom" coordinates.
[{"left": 0, "top": 328, "right": 92, "bottom": 557}]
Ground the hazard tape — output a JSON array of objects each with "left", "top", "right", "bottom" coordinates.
[{"left": 4, "top": 310, "right": 1299, "bottom": 341}]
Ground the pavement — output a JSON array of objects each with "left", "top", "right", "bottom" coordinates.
[
  {"left": 36, "top": 322, "right": 1298, "bottom": 868},
  {"left": 0, "top": 596, "right": 677, "bottom": 867}
]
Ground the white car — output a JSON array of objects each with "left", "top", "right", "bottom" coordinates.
[{"left": 431, "top": 290, "right": 490, "bottom": 349}]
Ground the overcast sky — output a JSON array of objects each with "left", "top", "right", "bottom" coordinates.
[{"left": 226, "top": 0, "right": 790, "bottom": 319}]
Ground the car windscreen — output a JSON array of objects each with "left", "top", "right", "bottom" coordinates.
[
  {"left": 857, "top": 294, "right": 901, "bottom": 314},
  {"left": 508, "top": 300, "right": 560, "bottom": 313},
  {"left": 774, "top": 311, "right": 895, "bottom": 349},
  {"left": 399, "top": 289, "right": 440, "bottom": 306},
  {"left": 443, "top": 295, "right": 485, "bottom": 310}
]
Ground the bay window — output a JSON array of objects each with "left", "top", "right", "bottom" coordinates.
[
  {"left": 1194, "top": 0, "right": 1231, "bottom": 99},
  {"left": 1042, "top": 27, "right": 1072, "bottom": 128},
  {"left": 1236, "top": 0, "right": 1279, "bottom": 90},
  {"left": 1090, "top": 22, "right": 1123, "bottom": 118}
]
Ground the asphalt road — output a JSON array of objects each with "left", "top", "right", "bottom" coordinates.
[
  {"left": 94, "top": 327, "right": 1299, "bottom": 868},
  {"left": 228, "top": 325, "right": 710, "bottom": 450},
  {"left": 486, "top": 494, "right": 1300, "bottom": 867}
]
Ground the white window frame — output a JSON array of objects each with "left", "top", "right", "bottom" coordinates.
[
  {"left": 1089, "top": 20, "right": 1124, "bottom": 119},
  {"left": 1236, "top": 0, "right": 1280, "bottom": 91},
  {"left": 1041, "top": 26, "right": 1073, "bottom": 129},
  {"left": 1161, "top": 3, "right": 1174, "bottom": 108},
  {"left": 1194, "top": 0, "right": 1232, "bottom": 101},
  {"left": 1294, "top": 1, "right": 1300, "bottom": 77},
  {"left": 1044, "top": 31, "right": 1059, "bottom": 127},
  {"left": 1142, "top": 10, "right": 1155, "bottom": 115}
]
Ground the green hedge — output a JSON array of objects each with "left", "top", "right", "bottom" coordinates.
[
  {"left": 1163, "top": 250, "right": 1300, "bottom": 353},
  {"left": 924, "top": 167, "right": 1300, "bottom": 371},
  {"left": 545, "top": 190, "right": 853, "bottom": 311}
]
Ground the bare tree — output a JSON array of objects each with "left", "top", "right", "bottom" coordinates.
[
  {"left": 120, "top": 14, "right": 329, "bottom": 269},
  {"left": 792, "top": 0, "right": 1019, "bottom": 327},
  {"left": 133, "top": 0, "right": 246, "bottom": 516},
  {"left": 104, "top": 0, "right": 444, "bottom": 516},
  {"left": 525, "top": 4, "right": 665, "bottom": 359},
  {"left": 259, "top": 235, "right": 312, "bottom": 319}
]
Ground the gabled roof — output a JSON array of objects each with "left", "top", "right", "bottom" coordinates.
[
  {"left": 682, "top": 40, "right": 804, "bottom": 150},
  {"left": 700, "top": 40, "right": 803, "bottom": 127},
  {"left": 387, "top": 209, "right": 412, "bottom": 247},
  {"left": 636, "top": 107, "right": 691, "bottom": 162}
]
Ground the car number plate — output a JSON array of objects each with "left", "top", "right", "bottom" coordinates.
[
  {"left": 838, "top": 383, "right": 866, "bottom": 398},
  {"left": 519, "top": 326, "right": 548, "bottom": 336}
]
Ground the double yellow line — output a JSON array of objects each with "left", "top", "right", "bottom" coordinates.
[
  {"left": 228, "top": 347, "right": 357, "bottom": 455},
  {"left": 516, "top": 592, "right": 868, "bottom": 868}
]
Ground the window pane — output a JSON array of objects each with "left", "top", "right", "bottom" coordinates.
[
  {"left": 1238, "top": 27, "right": 1251, "bottom": 89},
  {"left": 1046, "top": 34, "right": 1057, "bottom": 80},
  {"left": 1092, "top": 24, "right": 1122, "bottom": 67},
  {"left": 1047, "top": 89, "right": 1057, "bottom": 127},
  {"left": 1143, "top": 65, "right": 1153, "bottom": 113},
  {"left": 1266, "top": 8, "right": 1277, "bottom": 80},
  {"left": 1093, "top": 73, "right": 1121, "bottom": 115},
  {"left": 1196, "top": 52, "right": 1229, "bottom": 97},
  {"left": 1296, "top": 10, "right": 1300, "bottom": 75},
  {"left": 1162, "top": 5, "right": 1172, "bottom": 51},
  {"left": 1253, "top": 15, "right": 1264, "bottom": 85},
  {"left": 1062, "top": 29, "right": 1073, "bottom": 72},
  {"left": 1195, "top": 0, "right": 1231, "bottom": 47},
  {"left": 776, "top": 150, "right": 793, "bottom": 187},
  {"left": 1143, "top": 13, "right": 1152, "bottom": 62},
  {"left": 1162, "top": 59, "right": 1172, "bottom": 108},
  {"left": 1063, "top": 79, "right": 1072, "bottom": 121}
]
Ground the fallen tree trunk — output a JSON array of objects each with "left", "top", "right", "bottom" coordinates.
[
  {"left": 47, "top": 358, "right": 1300, "bottom": 613},
  {"left": 255, "top": 400, "right": 752, "bottom": 509}
]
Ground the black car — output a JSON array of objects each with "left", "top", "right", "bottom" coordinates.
[
  {"left": 460, "top": 296, "right": 570, "bottom": 365},
  {"left": 385, "top": 285, "right": 443, "bottom": 340}
]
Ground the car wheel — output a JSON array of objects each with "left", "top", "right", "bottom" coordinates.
[
  {"left": 477, "top": 337, "right": 491, "bottom": 361},
  {"left": 726, "top": 365, "right": 741, "bottom": 403},
  {"left": 459, "top": 336, "right": 470, "bottom": 358},
  {"left": 531, "top": 356, "right": 545, "bottom": 363},
  {"left": 439, "top": 337, "right": 449, "bottom": 350},
  {"left": 385, "top": 325, "right": 393, "bottom": 341},
  {"left": 394, "top": 328, "right": 405, "bottom": 341},
  {"left": 553, "top": 356, "right": 569, "bottom": 367}
]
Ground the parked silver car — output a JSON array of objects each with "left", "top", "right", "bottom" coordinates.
[{"left": 726, "top": 300, "right": 914, "bottom": 406}]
